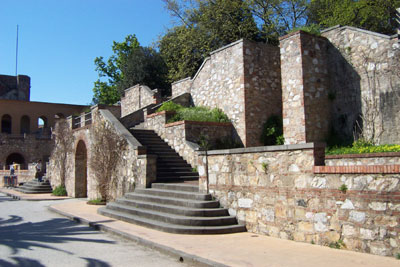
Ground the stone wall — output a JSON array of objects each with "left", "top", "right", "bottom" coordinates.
[
  {"left": 171, "top": 78, "right": 191, "bottom": 98},
  {"left": 144, "top": 111, "right": 232, "bottom": 167},
  {"left": 321, "top": 26, "right": 400, "bottom": 144},
  {"left": 243, "top": 42, "right": 282, "bottom": 147},
  {"left": 325, "top": 152, "right": 400, "bottom": 166},
  {"left": 280, "top": 31, "right": 330, "bottom": 144},
  {"left": 198, "top": 144, "right": 400, "bottom": 257},
  {"left": 48, "top": 107, "right": 155, "bottom": 200},
  {"left": 0, "top": 134, "right": 53, "bottom": 170},
  {"left": 121, "top": 85, "right": 161, "bottom": 117},
  {"left": 170, "top": 40, "right": 282, "bottom": 147},
  {"left": 0, "top": 74, "right": 30, "bottom": 101}
]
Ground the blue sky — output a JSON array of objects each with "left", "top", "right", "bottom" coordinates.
[{"left": 0, "top": 0, "right": 172, "bottom": 105}]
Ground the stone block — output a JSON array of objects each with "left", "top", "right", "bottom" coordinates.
[
  {"left": 293, "top": 232, "right": 306, "bottom": 242},
  {"left": 360, "top": 228, "right": 375, "bottom": 240},
  {"left": 349, "top": 211, "right": 366, "bottom": 223},
  {"left": 343, "top": 224, "right": 357, "bottom": 237},
  {"left": 238, "top": 198, "right": 253, "bottom": 208},
  {"left": 368, "top": 202, "right": 387, "bottom": 211},
  {"left": 369, "top": 241, "right": 390, "bottom": 256},
  {"left": 298, "top": 221, "right": 314, "bottom": 232}
]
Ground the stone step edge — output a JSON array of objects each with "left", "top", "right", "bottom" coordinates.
[
  {"left": 98, "top": 207, "right": 247, "bottom": 235},
  {"left": 125, "top": 193, "right": 219, "bottom": 206},
  {"left": 116, "top": 198, "right": 229, "bottom": 216},
  {"left": 106, "top": 202, "right": 236, "bottom": 222},
  {"left": 132, "top": 189, "right": 211, "bottom": 201}
]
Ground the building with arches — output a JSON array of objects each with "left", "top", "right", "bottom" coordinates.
[{"left": 0, "top": 74, "right": 87, "bottom": 175}]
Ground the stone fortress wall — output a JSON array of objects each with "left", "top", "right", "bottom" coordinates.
[{"left": 0, "top": 74, "right": 30, "bottom": 101}]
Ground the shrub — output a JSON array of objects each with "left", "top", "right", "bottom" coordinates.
[
  {"left": 260, "top": 115, "right": 284, "bottom": 145},
  {"left": 156, "top": 101, "right": 184, "bottom": 112},
  {"left": 168, "top": 106, "right": 230, "bottom": 123},
  {"left": 52, "top": 185, "right": 67, "bottom": 196},
  {"left": 326, "top": 143, "right": 400, "bottom": 155}
]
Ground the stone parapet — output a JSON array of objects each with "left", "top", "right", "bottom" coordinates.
[
  {"left": 121, "top": 84, "right": 161, "bottom": 117},
  {"left": 326, "top": 152, "right": 400, "bottom": 166}
]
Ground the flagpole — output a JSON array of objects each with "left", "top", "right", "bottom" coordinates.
[{"left": 16, "top": 25, "right": 19, "bottom": 77}]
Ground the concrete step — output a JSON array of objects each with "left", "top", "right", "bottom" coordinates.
[
  {"left": 16, "top": 188, "right": 52, "bottom": 194},
  {"left": 115, "top": 199, "right": 228, "bottom": 217},
  {"left": 134, "top": 188, "right": 210, "bottom": 201},
  {"left": 104, "top": 202, "right": 237, "bottom": 226},
  {"left": 156, "top": 171, "right": 199, "bottom": 178},
  {"left": 125, "top": 193, "right": 220, "bottom": 208},
  {"left": 98, "top": 208, "right": 246, "bottom": 235},
  {"left": 151, "top": 183, "right": 199, "bottom": 192}
]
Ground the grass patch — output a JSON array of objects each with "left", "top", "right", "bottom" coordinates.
[
  {"left": 329, "top": 239, "right": 346, "bottom": 249},
  {"left": 52, "top": 185, "right": 67, "bottom": 196},
  {"left": 326, "top": 143, "right": 400, "bottom": 155},
  {"left": 87, "top": 198, "right": 106, "bottom": 205},
  {"left": 156, "top": 102, "right": 230, "bottom": 123}
]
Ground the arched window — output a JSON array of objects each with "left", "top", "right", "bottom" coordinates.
[
  {"left": 1, "top": 114, "right": 12, "bottom": 134},
  {"left": 38, "top": 116, "right": 48, "bottom": 128},
  {"left": 6, "top": 153, "right": 25, "bottom": 169},
  {"left": 20, "top": 115, "right": 30, "bottom": 134}
]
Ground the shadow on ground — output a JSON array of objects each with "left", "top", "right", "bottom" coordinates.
[{"left": 0, "top": 215, "right": 115, "bottom": 255}]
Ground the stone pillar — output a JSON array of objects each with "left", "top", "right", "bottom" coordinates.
[{"left": 280, "top": 31, "right": 330, "bottom": 145}]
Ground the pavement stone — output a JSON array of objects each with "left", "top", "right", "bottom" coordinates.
[{"left": 49, "top": 200, "right": 400, "bottom": 267}]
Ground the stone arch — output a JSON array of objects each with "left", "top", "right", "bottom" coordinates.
[
  {"left": 20, "top": 115, "right": 30, "bottom": 134},
  {"left": 1, "top": 114, "right": 12, "bottom": 134},
  {"left": 75, "top": 140, "right": 88, "bottom": 198},
  {"left": 38, "top": 116, "right": 48, "bottom": 128},
  {"left": 6, "top": 153, "right": 25, "bottom": 169}
]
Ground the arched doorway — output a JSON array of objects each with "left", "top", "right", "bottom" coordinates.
[
  {"left": 1, "top": 114, "right": 12, "bottom": 134},
  {"left": 75, "top": 140, "right": 87, "bottom": 198},
  {"left": 20, "top": 115, "right": 30, "bottom": 134},
  {"left": 6, "top": 153, "right": 25, "bottom": 169}
]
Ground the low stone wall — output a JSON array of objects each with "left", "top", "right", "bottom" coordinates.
[
  {"left": 326, "top": 152, "right": 400, "bottom": 166},
  {"left": 145, "top": 111, "right": 233, "bottom": 167},
  {"left": 197, "top": 143, "right": 400, "bottom": 257}
]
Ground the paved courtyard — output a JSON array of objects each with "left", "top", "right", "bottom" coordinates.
[{"left": 0, "top": 193, "right": 190, "bottom": 267}]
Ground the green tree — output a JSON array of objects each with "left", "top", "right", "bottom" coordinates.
[
  {"left": 247, "top": 0, "right": 310, "bottom": 43},
  {"left": 308, "top": 0, "right": 400, "bottom": 35},
  {"left": 160, "top": 0, "right": 260, "bottom": 83},
  {"left": 92, "top": 34, "right": 169, "bottom": 104}
]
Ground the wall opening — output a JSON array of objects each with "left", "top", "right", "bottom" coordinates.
[
  {"left": 75, "top": 140, "right": 87, "bottom": 198},
  {"left": 1, "top": 114, "right": 12, "bottom": 134},
  {"left": 20, "top": 115, "right": 30, "bottom": 134},
  {"left": 38, "top": 116, "right": 48, "bottom": 128},
  {"left": 6, "top": 153, "right": 26, "bottom": 169}
]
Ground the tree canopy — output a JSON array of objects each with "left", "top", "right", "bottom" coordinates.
[
  {"left": 92, "top": 34, "right": 169, "bottom": 105},
  {"left": 92, "top": 0, "right": 400, "bottom": 101}
]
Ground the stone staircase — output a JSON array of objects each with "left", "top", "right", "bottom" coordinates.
[
  {"left": 98, "top": 183, "right": 246, "bottom": 234},
  {"left": 16, "top": 178, "right": 53, "bottom": 194},
  {"left": 130, "top": 129, "right": 199, "bottom": 183},
  {"left": 98, "top": 128, "right": 246, "bottom": 234}
]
